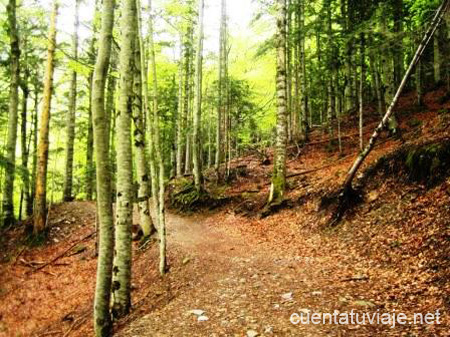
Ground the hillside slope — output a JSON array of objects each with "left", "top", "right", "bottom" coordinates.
[{"left": 0, "top": 87, "right": 449, "bottom": 336}]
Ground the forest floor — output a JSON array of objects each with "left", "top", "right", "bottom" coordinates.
[{"left": 0, "top": 87, "right": 450, "bottom": 336}]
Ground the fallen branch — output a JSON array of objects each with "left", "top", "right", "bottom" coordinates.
[{"left": 28, "top": 231, "right": 95, "bottom": 274}]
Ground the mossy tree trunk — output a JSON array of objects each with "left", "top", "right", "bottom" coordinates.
[
  {"left": 112, "top": 0, "right": 136, "bottom": 318},
  {"left": 63, "top": 0, "right": 80, "bottom": 202},
  {"left": 2, "top": 0, "right": 21, "bottom": 227},
  {"left": 33, "top": 0, "right": 58, "bottom": 234},
  {"left": 268, "top": 0, "right": 288, "bottom": 206},
  {"left": 92, "top": 0, "right": 115, "bottom": 335}
]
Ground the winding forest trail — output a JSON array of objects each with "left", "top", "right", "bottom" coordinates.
[{"left": 120, "top": 212, "right": 327, "bottom": 336}]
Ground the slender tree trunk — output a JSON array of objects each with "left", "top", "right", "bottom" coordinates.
[
  {"left": 3, "top": 0, "right": 21, "bottom": 227},
  {"left": 299, "top": 0, "right": 307, "bottom": 137},
  {"left": 175, "top": 39, "right": 184, "bottom": 176},
  {"left": 134, "top": 0, "right": 155, "bottom": 238},
  {"left": 434, "top": 34, "right": 442, "bottom": 84},
  {"left": 33, "top": 1, "right": 58, "bottom": 234},
  {"left": 148, "top": 0, "right": 167, "bottom": 275},
  {"left": 29, "top": 83, "right": 39, "bottom": 217},
  {"left": 368, "top": 43, "right": 384, "bottom": 116},
  {"left": 184, "top": 24, "right": 194, "bottom": 176},
  {"left": 112, "top": 0, "right": 136, "bottom": 318},
  {"left": 393, "top": 0, "right": 404, "bottom": 86},
  {"left": 86, "top": 82, "right": 95, "bottom": 200},
  {"left": 20, "top": 53, "right": 30, "bottom": 220},
  {"left": 326, "top": 0, "right": 334, "bottom": 138},
  {"left": 106, "top": 53, "right": 117, "bottom": 169},
  {"left": 359, "top": 34, "right": 365, "bottom": 150},
  {"left": 92, "top": 0, "right": 115, "bottom": 335},
  {"left": 286, "top": 0, "right": 292, "bottom": 142},
  {"left": 193, "top": 0, "right": 205, "bottom": 190},
  {"left": 268, "top": 0, "right": 288, "bottom": 205},
  {"left": 215, "top": 0, "right": 227, "bottom": 179},
  {"left": 63, "top": 0, "right": 80, "bottom": 201},
  {"left": 380, "top": 9, "right": 398, "bottom": 133}
]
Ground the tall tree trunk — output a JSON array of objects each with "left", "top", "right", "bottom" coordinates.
[
  {"left": 286, "top": 0, "right": 292, "bottom": 142},
  {"left": 434, "top": 34, "right": 441, "bottom": 84},
  {"left": 268, "top": 0, "right": 288, "bottom": 205},
  {"left": 63, "top": 0, "right": 80, "bottom": 201},
  {"left": 20, "top": 46, "right": 30, "bottom": 220},
  {"left": 92, "top": 0, "right": 115, "bottom": 335},
  {"left": 359, "top": 34, "right": 365, "bottom": 150},
  {"left": 326, "top": 0, "right": 334, "bottom": 137},
  {"left": 299, "top": 0, "right": 307, "bottom": 137},
  {"left": 3, "top": 0, "right": 21, "bottom": 227},
  {"left": 380, "top": 8, "right": 398, "bottom": 134},
  {"left": 368, "top": 42, "right": 384, "bottom": 116},
  {"left": 175, "top": 38, "right": 184, "bottom": 176},
  {"left": 193, "top": 0, "right": 205, "bottom": 190},
  {"left": 112, "top": 0, "right": 136, "bottom": 318},
  {"left": 29, "top": 82, "right": 39, "bottom": 217},
  {"left": 134, "top": 0, "right": 155, "bottom": 238},
  {"left": 393, "top": 0, "right": 404, "bottom": 86},
  {"left": 215, "top": 0, "right": 227, "bottom": 179},
  {"left": 184, "top": 23, "right": 194, "bottom": 176},
  {"left": 148, "top": 0, "right": 167, "bottom": 275},
  {"left": 86, "top": 83, "right": 95, "bottom": 200},
  {"left": 33, "top": 0, "right": 58, "bottom": 234}
]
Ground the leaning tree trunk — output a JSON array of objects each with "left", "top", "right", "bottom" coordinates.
[
  {"left": 2, "top": 0, "right": 21, "bottom": 227},
  {"left": 341, "top": 0, "right": 449, "bottom": 194},
  {"left": 148, "top": 0, "right": 167, "bottom": 276},
  {"left": 268, "top": 0, "right": 288, "bottom": 206},
  {"left": 92, "top": 0, "right": 115, "bottom": 335},
  {"left": 33, "top": 0, "right": 58, "bottom": 234},
  {"left": 63, "top": 0, "right": 80, "bottom": 202},
  {"left": 134, "top": 0, "right": 156, "bottom": 238},
  {"left": 112, "top": 0, "right": 136, "bottom": 318},
  {"left": 192, "top": 0, "right": 205, "bottom": 190}
]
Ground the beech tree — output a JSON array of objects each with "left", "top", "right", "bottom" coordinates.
[
  {"left": 193, "top": 0, "right": 205, "bottom": 190},
  {"left": 112, "top": 0, "right": 136, "bottom": 317},
  {"left": 62, "top": 0, "right": 79, "bottom": 202},
  {"left": 33, "top": 0, "right": 58, "bottom": 234},
  {"left": 268, "top": 0, "right": 288, "bottom": 206},
  {"left": 2, "top": 0, "right": 20, "bottom": 227},
  {"left": 92, "top": 0, "right": 115, "bottom": 335}
]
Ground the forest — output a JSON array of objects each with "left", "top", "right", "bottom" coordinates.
[{"left": 0, "top": 0, "right": 449, "bottom": 335}]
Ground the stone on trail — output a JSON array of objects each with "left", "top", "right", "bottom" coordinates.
[
  {"left": 189, "top": 309, "right": 205, "bottom": 316},
  {"left": 246, "top": 329, "right": 259, "bottom": 337},
  {"left": 281, "top": 292, "right": 293, "bottom": 301},
  {"left": 311, "top": 291, "right": 322, "bottom": 296},
  {"left": 198, "top": 315, "right": 209, "bottom": 321}
]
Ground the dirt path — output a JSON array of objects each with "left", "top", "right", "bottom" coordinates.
[{"left": 118, "top": 212, "right": 370, "bottom": 337}]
